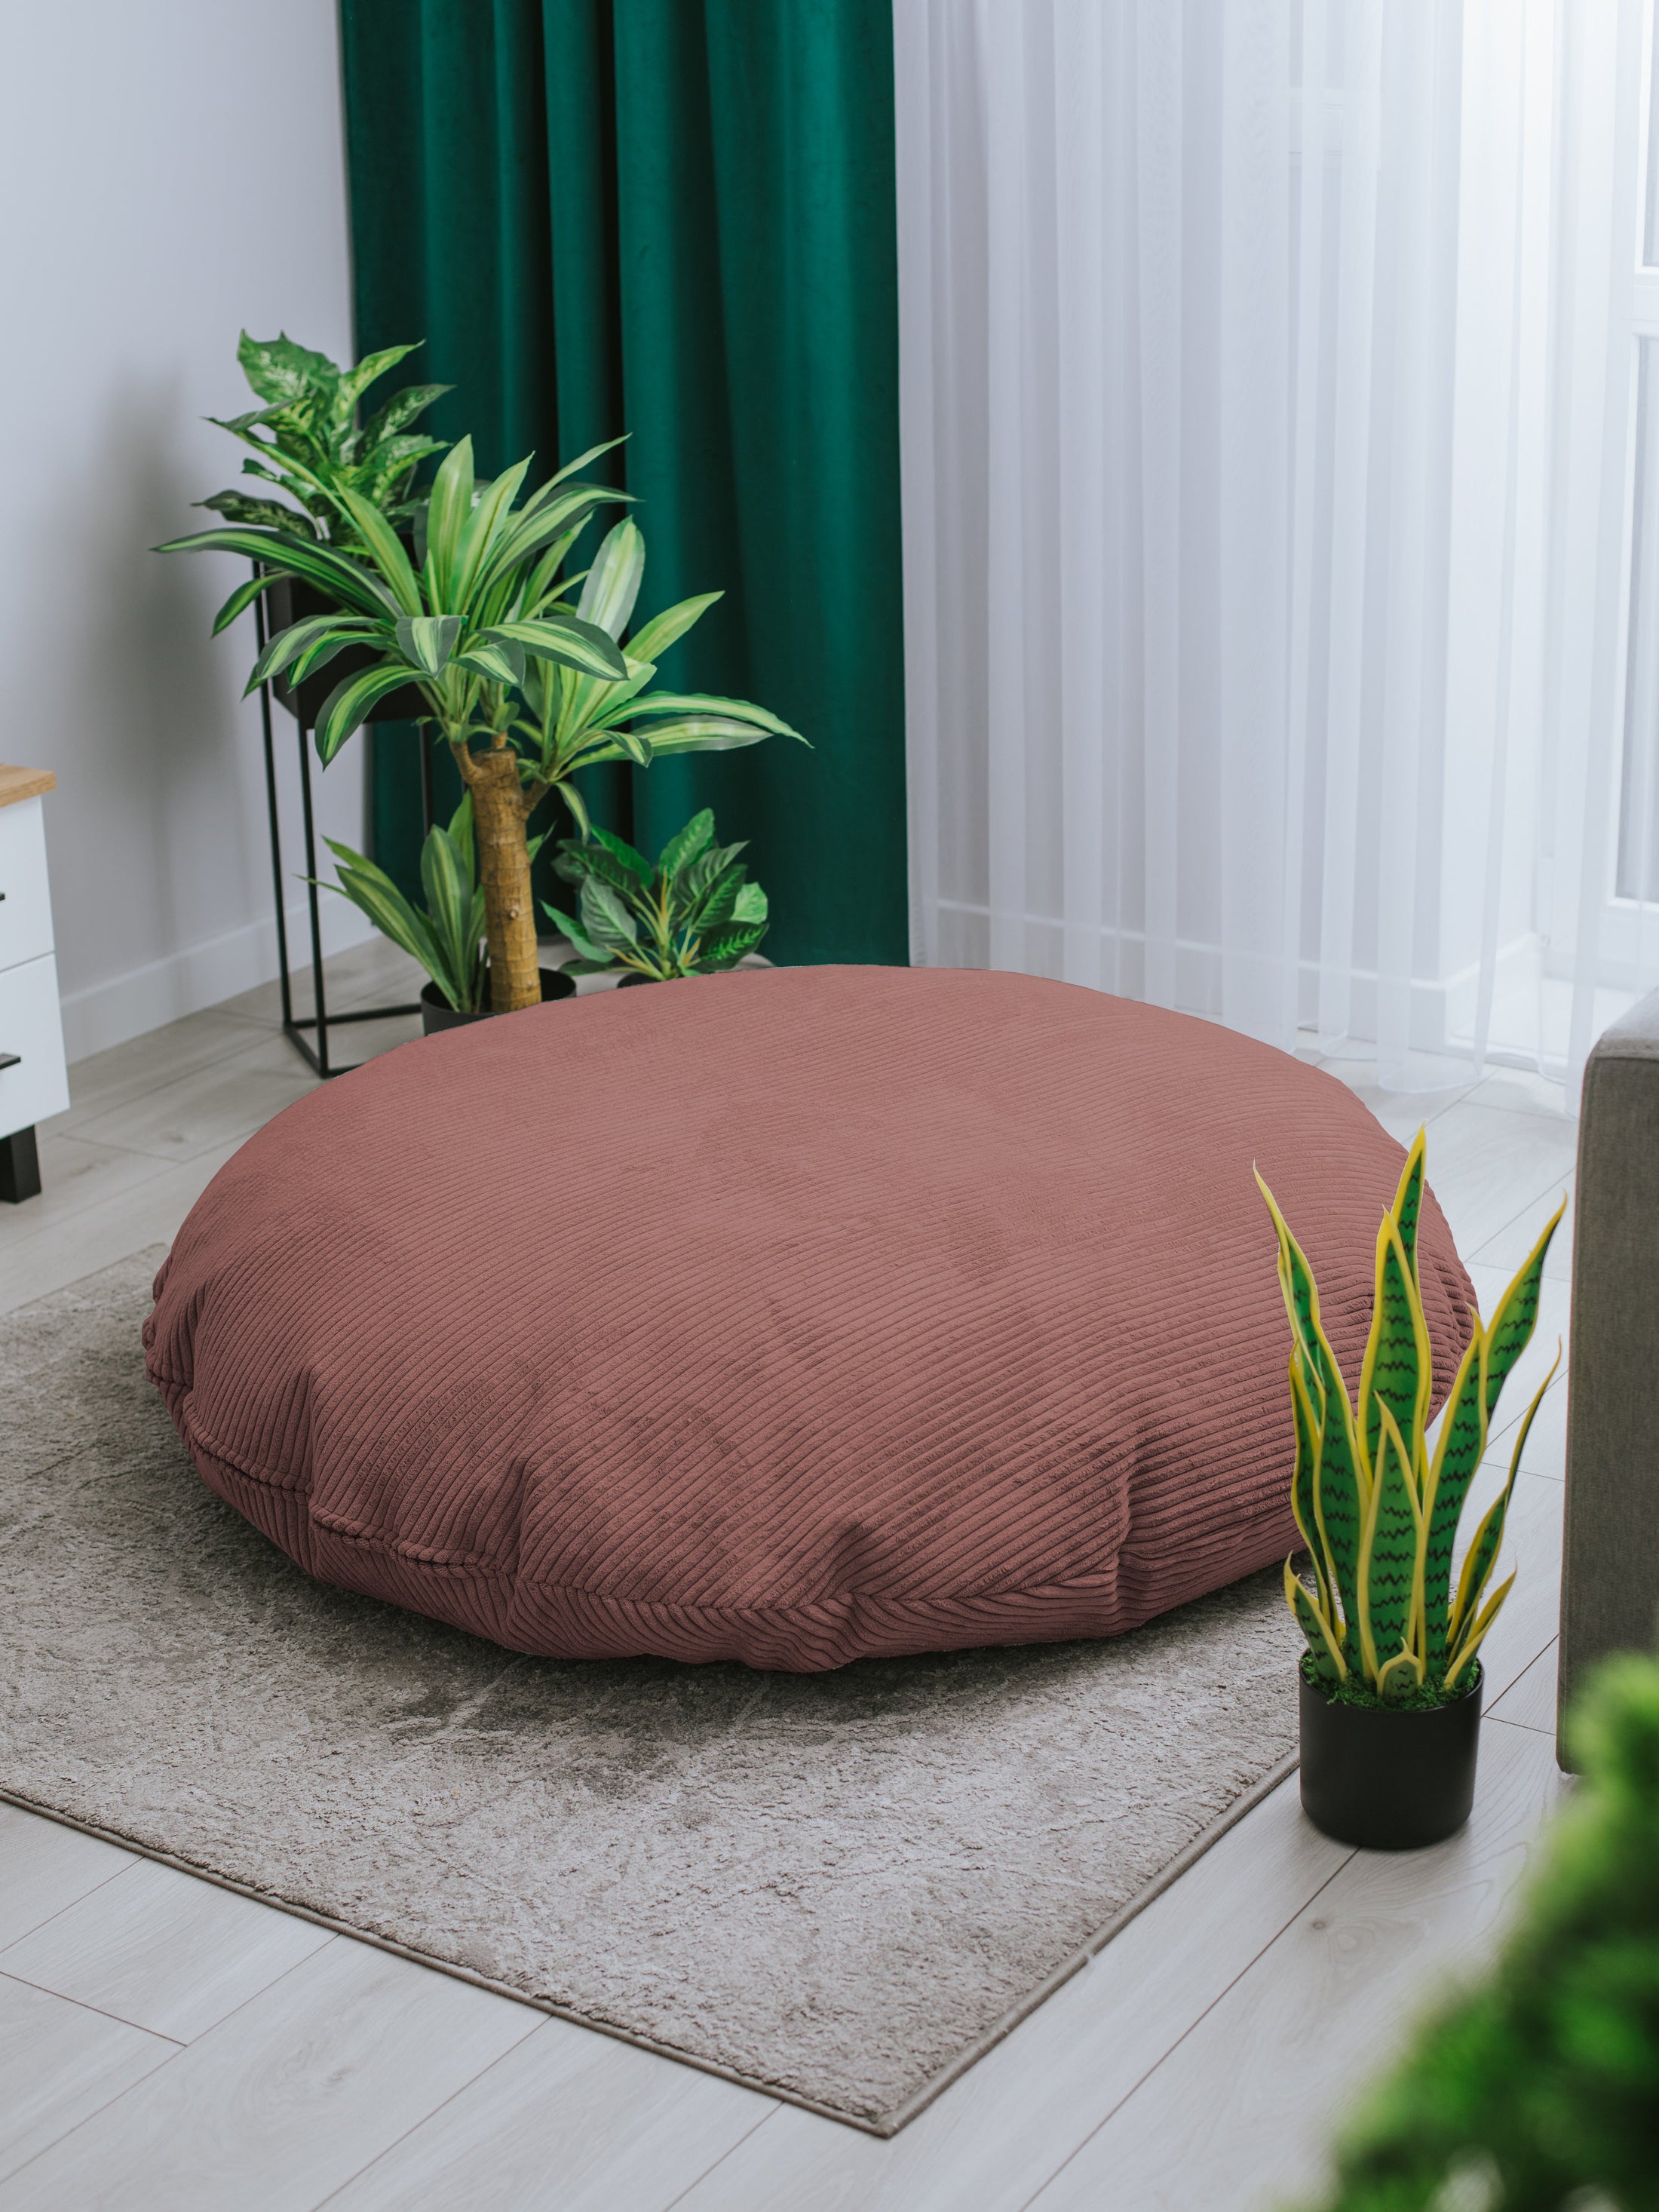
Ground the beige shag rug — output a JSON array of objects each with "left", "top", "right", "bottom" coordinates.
[{"left": 0, "top": 1253, "right": 1298, "bottom": 2132}]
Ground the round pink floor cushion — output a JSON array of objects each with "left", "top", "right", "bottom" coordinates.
[{"left": 145, "top": 965, "right": 1474, "bottom": 1673}]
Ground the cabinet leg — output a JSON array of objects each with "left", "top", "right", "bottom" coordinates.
[{"left": 1, "top": 1125, "right": 41, "bottom": 1203}]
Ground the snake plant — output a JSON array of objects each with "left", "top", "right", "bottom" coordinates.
[
  {"left": 544, "top": 809, "right": 768, "bottom": 980},
  {"left": 1258, "top": 1131, "right": 1564, "bottom": 1707},
  {"left": 198, "top": 330, "right": 451, "bottom": 544}
]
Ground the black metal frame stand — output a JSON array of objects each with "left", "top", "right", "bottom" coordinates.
[{"left": 255, "top": 578, "right": 434, "bottom": 1078}]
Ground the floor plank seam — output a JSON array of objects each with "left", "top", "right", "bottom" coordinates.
[
  {"left": 1009, "top": 1849, "right": 1360, "bottom": 2211},
  {"left": 657, "top": 2106, "right": 791, "bottom": 2212},
  {"left": 0, "top": 1848, "right": 137, "bottom": 1953},
  {"left": 0, "top": 1964, "right": 187, "bottom": 2046},
  {"left": 303, "top": 2016, "right": 558, "bottom": 2212},
  {"left": 0, "top": 2042, "right": 182, "bottom": 2195}
]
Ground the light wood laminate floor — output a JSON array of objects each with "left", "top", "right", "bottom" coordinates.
[{"left": 0, "top": 945, "right": 1580, "bottom": 2210}]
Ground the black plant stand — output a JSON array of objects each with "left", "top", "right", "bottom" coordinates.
[{"left": 255, "top": 584, "right": 434, "bottom": 1078}]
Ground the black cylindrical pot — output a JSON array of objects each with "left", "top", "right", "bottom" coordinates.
[
  {"left": 420, "top": 968, "right": 575, "bottom": 1036},
  {"left": 1299, "top": 1666, "right": 1483, "bottom": 1850},
  {"left": 265, "top": 574, "right": 427, "bottom": 727}
]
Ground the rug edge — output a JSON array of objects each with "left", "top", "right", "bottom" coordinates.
[
  {"left": 866, "top": 1743, "right": 1303, "bottom": 2133},
  {"left": 1, "top": 1743, "right": 1302, "bottom": 2137}
]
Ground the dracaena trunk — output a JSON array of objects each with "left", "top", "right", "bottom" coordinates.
[{"left": 465, "top": 743, "right": 541, "bottom": 1013}]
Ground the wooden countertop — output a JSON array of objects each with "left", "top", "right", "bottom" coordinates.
[{"left": 0, "top": 765, "right": 56, "bottom": 808}]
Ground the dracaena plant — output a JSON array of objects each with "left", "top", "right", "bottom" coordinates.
[
  {"left": 199, "top": 330, "right": 452, "bottom": 544},
  {"left": 544, "top": 810, "right": 768, "bottom": 980},
  {"left": 158, "top": 435, "right": 635, "bottom": 1011},
  {"left": 160, "top": 431, "right": 807, "bottom": 1015},
  {"left": 320, "top": 796, "right": 544, "bottom": 1016},
  {"left": 1257, "top": 1130, "right": 1564, "bottom": 1708}
]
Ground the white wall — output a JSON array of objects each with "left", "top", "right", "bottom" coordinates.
[{"left": 0, "top": 0, "right": 375, "bottom": 1063}]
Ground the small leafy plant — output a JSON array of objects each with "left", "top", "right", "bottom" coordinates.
[
  {"left": 198, "top": 330, "right": 450, "bottom": 543},
  {"left": 544, "top": 810, "right": 768, "bottom": 980},
  {"left": 319, "top": 796, "right": 544, "bottom": 1016},
  {"left": 1258, "top": 1131, "right": 1564, "bottom": 1708}
]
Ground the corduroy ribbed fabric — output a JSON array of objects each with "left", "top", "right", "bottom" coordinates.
[{"left": 145, "top": 967, "right": 1474, "bottom": 1672}]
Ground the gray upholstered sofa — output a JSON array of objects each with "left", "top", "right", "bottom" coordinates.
[{"left": 1559, "top": 988, "right": 1659, "bottom": 1763}]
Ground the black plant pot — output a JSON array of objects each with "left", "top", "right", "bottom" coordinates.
[
  {"left": 265, "top": 574, "right": 427, "bottom": 728},
  {"left": 420, "top": 968, "right": 575, "bottom": 1035},
  {"left": 1299, "top": 1666, "right": 1483, "bottom": 1850}
]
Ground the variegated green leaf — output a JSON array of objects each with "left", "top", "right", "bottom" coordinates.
[
  {"left": 1446, "top": 1345, "right": 1559, "bottom": 1668},
  {"left": 1421, "top": 1331, "right": 1489, "bottom": 1674},
  {"left": 621, "top": 716, "right": 774, "bottom": 756},
  {"left": 1391, "top": 1127, "right": 1428, "bottom": 1284},
  {"left": 1481, "top": 1198, "right": 1566, "bottom": 1424},
  {"left": 658, "top": 811, "right": 716, "bottom": 878},
  {"left": 333, "top": 486, "right": 423, "bottom": 612},
  {"left": 394, "top": 614, "right": 462, "bottom": 676},
  {"left": 623, "top": 591, "right": 721, "bottom": 667},
  {"left": 618, "top": 691, "right": 805, "bottom": 740},
  {"left": 1357, "top": 1212, "right": 1431, "bottom": 1471},
  {"left": 1358, "top": 1402, "right": 1422, "bottom": 1689},
  {"left": 541, "top": 905, "right": 611, "bottom": 965},
  {"left": 577, "top": 519, "right": 646, "bottom": 641},
  {"left": 211, "top": 571, "right": 284, "bottom": 636},
  {"left": 1288, "top": 1354, "right": 1335, "bottom": 1624},
  {"left": 1285, "top": 1560, "right": 1347, "bottom": 1684},
  {"left": 1376, "top": 1646, "right": 1425, "bottom": 1703},
  {"left": 452, "top": 641, "right": 525, "bottom": 687},
  {"left": 1446, "top": 1569, "right": 1516, "bottom": 1692},
  {"left": 423, "top": 435, "right": 474, "bottom": 602},
  {"left": 580, "top": 877, "right": 639, "bottom": 950},
  {"left": 314, "top": 661, "right": 423, "bottom": 765},
  {"left": 488, "top": 616, "right": 627, "bottom": 680}
]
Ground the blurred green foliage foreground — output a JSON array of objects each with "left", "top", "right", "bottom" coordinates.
[{"left": 1309, "top": 1649, "right": 1659, "bottom": 2212}]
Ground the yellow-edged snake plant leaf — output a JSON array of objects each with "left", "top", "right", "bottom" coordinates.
[
  {"left": 1390, "top": 1126, "right": 1428, "bottom": 1286},
  {"left": 1285, "top": 1558, "right": 1347, "bottom": 1684},
  {"left": 1480, "top": 1201, "right": 1566, "bottom": 1425},
  {"left": 1421, "top": 1330, "right": 1491, "bottom": 1675},
  {"left": 1288, "top": 1354, "right": 1336, "bottom": 1625},
  {"left": 1357, "top": 1210, "right": 1432, "bottom": 1473},
  {"left": 1358, "top": 1400, "right": 1423, "bottom": 1691},
  {"left": 1447, "top": 1346, "right": 1561, "bottom": 1666},
  {"left": 1446, "top": 1571, "right": 1516, "bottom": 1692}
]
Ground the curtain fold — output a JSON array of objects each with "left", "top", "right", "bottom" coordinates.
[
  {"left": 338, "top": 0, "right": 908, "bottom": 967},
  {"left": 897, "top": 0, "right": 1648, "bottom": 1094}
]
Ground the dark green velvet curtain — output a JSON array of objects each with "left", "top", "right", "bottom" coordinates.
[{"left": 338, "top": 0, "right": 907, "bottom": 968}]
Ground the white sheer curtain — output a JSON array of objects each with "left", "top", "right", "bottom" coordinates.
[{"left": 894, "top": 0, "right": 1648, "bottom": 1094}]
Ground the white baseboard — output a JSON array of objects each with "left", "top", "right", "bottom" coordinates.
[{"left": 59, "top": 900, "right": 379, "bottom": 1066}]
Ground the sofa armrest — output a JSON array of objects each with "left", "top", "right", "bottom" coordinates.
[{"left": 1559, "top": 987, "right": 1659, "bottom": 1763}]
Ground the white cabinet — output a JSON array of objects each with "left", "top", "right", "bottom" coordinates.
[{"left": 0, "top": 769, "right": 68, "bottom": 1201}]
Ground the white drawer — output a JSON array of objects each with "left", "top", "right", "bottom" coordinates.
[
  {"left": 0, "top": 952, "right": 70, "bottom": 1134},
  {"left": 0, "top": 796, "right": 54, "bottom": 972}
]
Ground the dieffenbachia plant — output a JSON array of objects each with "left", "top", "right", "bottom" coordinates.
[
  {"left": 1257, "top": 1131, "right": 1564, "bottom": 1706},
  {"left": 198, "top": 331, "right": 452, "bottom": 545},
  {"left": 544, "top": 809, "right": 768, "bottom": 980}
]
